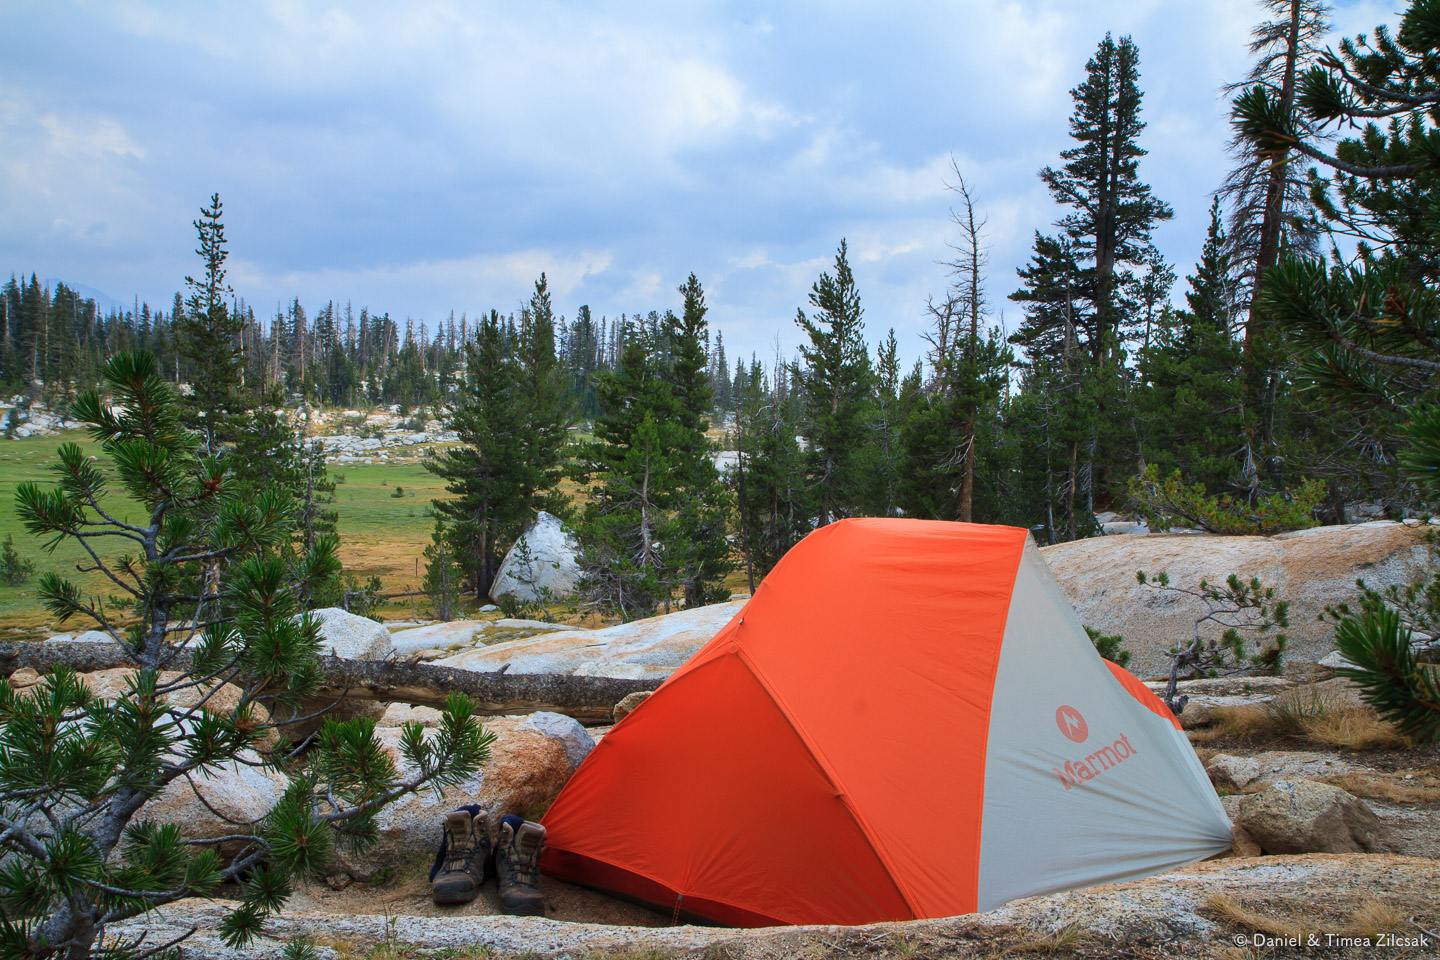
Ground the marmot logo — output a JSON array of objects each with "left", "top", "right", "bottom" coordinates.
[
  {"left": 1053, "top": 734, "right": 1138, "bottom": 791},
  {"left": 1055, "top": 704, "right": 1088, "bottom": 743}
]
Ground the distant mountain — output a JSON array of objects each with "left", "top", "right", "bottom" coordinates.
[{"left": 42, "top": 278, "right": 129, "bottom": 316}]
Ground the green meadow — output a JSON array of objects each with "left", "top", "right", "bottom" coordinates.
[{"left": 0, "top": 434, "right": 447, "bottom": 639}]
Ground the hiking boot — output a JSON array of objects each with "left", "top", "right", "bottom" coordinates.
[
  {"left": 494, "top": 815, "right": 546, "bottom": 916},
  {"left": 430, "top": 806, "right": 490, "bottom": 905}
]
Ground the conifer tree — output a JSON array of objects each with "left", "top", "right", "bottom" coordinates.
[
  {"left": 1031, "top": 34, "right": 1173, "bottom": 362},
  {"left": 423, "top": 516, "right": 463, "bottom": 621},
  {"left": 927, "top": 168, "right": 1013, "bottom": 522},
  {"left": 1135, "top": 200, "right": 1247, "bottom": 492},
  {"left": 177, "top": 193, "right": 248, "bottom": 453},
  {"left": 514, "top": 275, "right": 573, "bottom": 519},
  {"left": 795, "top": 240, "right": 873, "bottom": 527},
  {"left": 733, "top": 357, "right": 808, "bottom": 580},
  {"left": 6, "top": 353, "right": 488, "bottom": 957},
  {"left": 662, "top": 276, "right": 733, "bottom": 608},
  {"left": 575, "top": 329, "right": 682, "bottom": 619},
  {"left": 1221, "top": 0, "right": 1331, "bottom": 327},
  {"left": 1234, "top": 0, "right": 1440, "bottom": 739},
  {"left": 865, "top": 328, "right": 903, "bottom": 518},
  {"left": 428, "top": 311, "right": 527, "bottom": 599},
  {"left": 1008, "top": 36, "right": 1171, "bottom": 528}
]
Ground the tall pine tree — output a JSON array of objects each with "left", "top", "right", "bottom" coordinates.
[
  {"left": 795, "top": 240, "right": 873, "bottom": 527},
  {"left": 428, "top": 311, "right": 527, "bottom": 599},
  {"left": 662, "top": 275, "right": 732, "bottom": 608},
  {"left": 177, "top": 194, "right": 248, "bottom": 452}
]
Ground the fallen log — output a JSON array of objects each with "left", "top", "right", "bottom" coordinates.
[{"left": 0, "top": 641, "right": 661, "bottom": 724}]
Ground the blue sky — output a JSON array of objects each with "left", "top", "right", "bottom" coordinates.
[{"left": 0, "top": 0, "right": 1393, "bottom": 366}]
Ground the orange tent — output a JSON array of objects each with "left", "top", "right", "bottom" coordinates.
[{"left": 541, "top": 519, "right": 1231, "bottom": 926}]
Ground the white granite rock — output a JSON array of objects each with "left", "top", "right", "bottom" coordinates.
[{"left": 491, "top": 512, "right": 582, "bottom": 602}]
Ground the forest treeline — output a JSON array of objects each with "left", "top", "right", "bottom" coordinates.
[
  {"left": 0, "top": 269, "right": 738, "bottom": 419},
  {"left": 7, "top": 0, "right": 1440, "bottom": 613}
]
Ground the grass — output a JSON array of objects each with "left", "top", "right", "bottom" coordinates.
[
  {"left": 0, "top": 435, "right": 456, "bottom": 636},
  {"left": 0, "top": 435, "right": 121, "bottom": 637},
  {"left": 1203, "top": 686, "right": 1411, "bottom": 752},
  {"left": 995, "top": 923, "right": 1085, "bottom": 955},
  {"left": 1206, "top": 893, "right": 1404, "bottom": 943},
  {"left": 1320, "top": 770, "right": 1440, "bottom": 804},
  {"left": 0, "top": 428, "right": 748, "bottom": 638}
]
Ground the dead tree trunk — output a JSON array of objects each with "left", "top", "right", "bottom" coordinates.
[{"left": 0, "top": 642, "right": 659, "bottom": 724}]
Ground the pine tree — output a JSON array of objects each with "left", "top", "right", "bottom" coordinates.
[
  {"left": 423, "top": 516, "right": 463, "bottom": 621},
  {"left": 6, "top": 352, "right": 489, "bottom": 957},
  {"left": 1008, "top": 37, "right": 1170, "bottom": 528},
  {"left": 575, "top": 330, "right": 682, "bottom": 619},
  {"left": 177, "top": 194, "right": 248, "bottom": 452},
  {"left": 864, "top": 328, "right": 903, "bottom": 518},
  {"left": 1221, "top": 0, "right": 1331, "bottom": 327},
  {"left": 1135, "top": 201, "right": 1247, "bottom": 492},
  {"left": 1234, "top": 0, "right": 1440, "bottom": 739},
  {"left": 733, "top": 357, "right": 808, "bottom": 581},
  {"left": 712, "top": 331, "right": 732, "bottom": 413},
  {"left": 514, "top": 275, "right": 573, "bottom": 519},
  {"left": 795, "top": 240, "right": 873, "bottom": 526},
  {"left": 1016, "top": 35, "right": 1172, "bottom": 362},
  {"left": 428, "top": 312, "right": 527, "bottom": 599},
  {"left": 662, "top": 276, "right": 733, "bottom": 608},
  {"left": 929, "top": 167, "right": 1013, "bottom": 522}
]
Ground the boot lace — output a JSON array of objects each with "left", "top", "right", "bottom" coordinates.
[
  {"left": 442, "top": 838, "right": 477, "bottom": 875},
  {"left": 505, "top": 846, "right": 540, "bottom": 887}
]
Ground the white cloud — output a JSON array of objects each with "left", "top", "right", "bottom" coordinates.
[
  {"left": 0, "top": 0, "right": 1417, "bottom": 366},
  {"left": 38, "top": 113, "right": 145, "bottom": 160}
]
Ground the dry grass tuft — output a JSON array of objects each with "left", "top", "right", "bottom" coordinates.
[
  {"left": 1206, "top": 893, "right": 1315, "bottom": 942},
  {"left": 1210, "top": 704, "right": 1275, "bottom": 740},
  {"left": 1207, "top": 893, "right": 1408, "bottom": 944},
  {"left": 997, "top": 922, "right": 1085, "bottom": 955},
  {"left": 1206, "top": 688, "right": 1409, "bottom": 751},
  {"left": 1301, "top": 709, "right": 1410, "bottom": 750},
  {"left": 1349, "top": 899, "right": 1405, "bottom": 938},
  {"left": 310, "top": 934, "right": 364, "bottom": 960},
  {"left": 1185, "top": 723, "right": 1229, "bottom": 744},
  {"left": 1322, "top": 771, "right": 1440, "bottom": 803}
]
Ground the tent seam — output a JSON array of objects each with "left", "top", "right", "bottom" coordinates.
[
  {"left": 733, "top": 645, "right": 920, "bottom": 920},
  {"left": 971, "top": 536, "right": 1043, "bottom": 909}
]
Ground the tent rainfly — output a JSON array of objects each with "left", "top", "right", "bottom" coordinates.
[{"left": 541, "top": 519, "right": 1232, "bottom": 926}]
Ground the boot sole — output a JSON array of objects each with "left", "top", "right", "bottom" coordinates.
[
  {"left": 499, "top": 898, "right": 544, "bottom": 916},
  {"left": 432, "top": 881, "right": 480, "bottom": 905}
]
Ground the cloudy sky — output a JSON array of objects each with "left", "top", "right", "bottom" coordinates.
[{"left": 0, "top": 0, "right": 1395, "bottom": 365}]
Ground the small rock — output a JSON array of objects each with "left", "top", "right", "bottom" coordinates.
[
  {"left": 1100, "top": 520, "right": 1149, "bottom": 536},
  {"left": 147, "top": 750, "right": 289, "bottom": 857},
  {"left": 389, "top": 620, "right": 486, "bottom": 657},
  {"left": 304, "top": 607, "right": 393, "bottom": 660},
  {"left": 8, "top": 667, "right": 40, "bottom": 689},
  {"left": 479, "top": 604, "right": 499, "bottom": 612},
  {"left": 377, "top": 703, "right": 446, "bottom": 728},
  {"left": 45, "top": 630, "right": 111, "bottom": 644},
  {"left": 1176, "top": 700, "right": 1215, "bottom": 729},
  {"left": 1229, "top": 822, "right": 1262, "bottom": 858},
  {"left": 1318, "top": 651, "right": 1356, "bottom": 670},
  {"left": 288, "top": 608, "right": 392, "bottom": 739},
  {"left": 519, "top": 711, "right": 595, "bottom": 769},
  {"left": 1235, "top": 779, "right": 1400, "bottom": 854},
  {"left": 1206, "top": 754, "right": 1262, "bottom": 791},
  {"left": 612, "top": 690, "right": 652, "bottom": 723}
]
